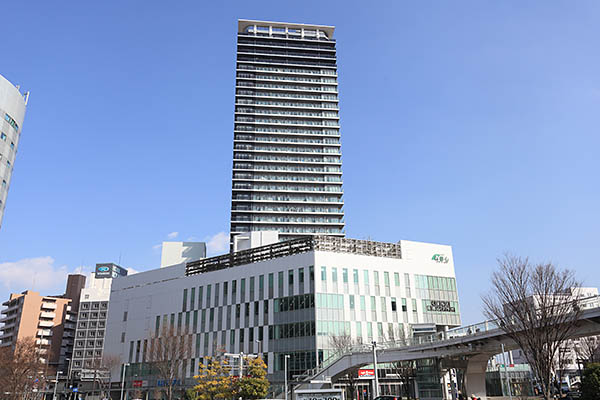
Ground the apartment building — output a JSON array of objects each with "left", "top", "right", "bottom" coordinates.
[
  {"left": 0, "top": 274, "right": 85, "bottom": 372},
  {"left": 230, "top": 20, "right": 345, "bottom": 241}
]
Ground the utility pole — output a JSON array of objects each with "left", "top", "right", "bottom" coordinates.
[
  {"left": 501, "top": 343, "right": 513, "bottom": 400},
  {"left": 372, "top": 341, "right": 379, "bottom": 399},
  {"left": 120, "top": 363, "right": 130, "bottom": 400},
  {"left": 240, "top": 352, "right": 244, "bottom": 378},
  {"left": 284, "top": 354, "right": 291, "bottom": 400},
  {"left": 52, "top": 371, "right": 63, "bottom": 400}
]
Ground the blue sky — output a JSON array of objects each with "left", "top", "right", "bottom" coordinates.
[{"left": 1, "top": 1, "right": 599, "bottom": 324}]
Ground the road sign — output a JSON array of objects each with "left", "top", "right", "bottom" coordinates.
[{"left": 296, "top": 388, "right": 344, "bottom": 400}]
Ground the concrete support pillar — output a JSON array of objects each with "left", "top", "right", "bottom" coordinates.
[{"left": 464, "top": 354, "right": 491, "bottom": 400}]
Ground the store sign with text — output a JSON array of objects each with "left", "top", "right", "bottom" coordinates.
[
  {"left": 432, "top": 254, "right": 449, "bottom": 264},
  {"left": 426, "top": 300, "right": 455, "bottom": 313},
  {"left": 358, "top": 369, "right": 375, "bottom": 378}
]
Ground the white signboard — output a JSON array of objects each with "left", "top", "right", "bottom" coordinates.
[{"left": 295, "top": 389, "right": 344, "bottom": 400}]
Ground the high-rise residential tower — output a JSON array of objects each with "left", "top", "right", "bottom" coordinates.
[
  {"left": 230, "top": 20, "right": 344, "bottom": 243},
  {"left": 0, "top": 74, "right": 28, "bottom": 229}
]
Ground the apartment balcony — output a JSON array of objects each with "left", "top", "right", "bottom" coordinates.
[
  {"left": 232, "top": 178, "right": 342, "bottom": 186},
  {"left": 232, "top": 196, "right": 343, "bottom": 204},
  {"left": 64, "top": 314, "right": 76, "bottom": 321},
  {"left": 35, "top": 338, "right": 50, "bottom": 346},
  {"left": 41, "top": 302, "right": 57, "bottom": 310},
  {"left": 1, "top": 302, "right": 20, "bottom": 313},
  {"left": 37, "top": 329, "right": 52, "bottom": 337},
  {"left": 232, "top": 209, "right": 344, "bottom": 216},
  {"left": 237, "top": 39, "right": 336, "bottom": 53},
  {"left": 64, "top": 322, "right": 76, "bottom": 330},
  {"left": 0, "top": 313, "right": 17, "bottom": 323},
  {"left": 0, "top": 330, "right": 14, "bottom": 340},
  {"left": 38, "top": 320, "right": 54, "bottom": 328},
  {"left": 40, "top": 311, "right": 56, "bottom": 319},
  {"left": 235, "top": 99, "right": 339, "bottom": 111},
  {"left": 235, "top": 111, "right": 339, "bottom": 120},
  {"left": 237, "top": 49, "right": 336, "bottom": 61}
]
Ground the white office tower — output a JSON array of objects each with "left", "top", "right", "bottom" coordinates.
[
  {"left": 230, "top": 20, "right": 344, "bottom": 242},
  {"left": 0, "top": 74, "right": 28, "bottom": 229}
]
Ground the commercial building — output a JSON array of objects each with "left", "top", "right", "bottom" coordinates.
[
  {"left": 104, "top": 235, "right": 460, "bottom": 396},
  {"left": 0, "top": 73, "right": 29, "bottom": 229},
  {"left": 230, "top": 20, "right": 345, "bottom": 242},
  {"left": 70, "top": 263, "right": 128, "bottom": 381},
  {"left": 160, "top": 241, "right": 206, "bottom": 268},
  {"left": 0, "top": 274, "right": 85, "bottom": 372}
]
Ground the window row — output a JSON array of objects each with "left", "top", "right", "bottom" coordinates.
[
  {"left": 4, "top": 114, "right": 19, "bottom": 132},
  {"left": 236, "top": 89, "right": 337, "bottom": 101},
  {"left": 233, "top": 173, "right": 342, "bottom": 183},
  {"left": 80, "top": 301, "right": 108, "bottom": 310},
  {"left": 77, "top": 320, "right": 105, "bottom": 329},
  {"left": 181, "top": 271, "right": 316, "bottom": 312},
  {"left": 233, "top": 162, "right": 341, "bottom": 173},
  {"left": 232, "top": 193, "right": 342, "bottom": 203},
  {"left": 237, "top": 64, "right": 336, "bottom": 76},
  {"left": 236, "top": 98, "right": 338, "bottom": 109},
  {"left": 237, "top": 72, "right": 337, "bottom": 83},
  {"left": 234, "top": 153, "right": 341, "bottom": 163},
  {"left": 75, "top": 339, "right": 103, "bottom": 348},
  {"left": 78, "top": 311, "right": 107, "bottom": 320},
  {"left": 235, "top": 134, "right": 339, "bottom": 145}
]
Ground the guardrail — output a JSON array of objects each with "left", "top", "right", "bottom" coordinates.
[{"left": 300, "top": 295, "right": 600, "bottom": 381}]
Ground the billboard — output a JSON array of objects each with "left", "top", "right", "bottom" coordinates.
[
  {"left": 95, "top": 263, "right": 128, "bottom": 279},
  {"left": 358, "top": 369, "right": 375, "bottom": 378}
]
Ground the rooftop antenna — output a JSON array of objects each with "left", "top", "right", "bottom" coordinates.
[{"left": 118, "top": 251, "right": 122, "bottom": 266}]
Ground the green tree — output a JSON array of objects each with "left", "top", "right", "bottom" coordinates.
[
  {"left": 238, "top": 357, "right": 269, "bottom": 400},
  {"left": 192, "top": 357, "right": 235, "bottom": 400},
  {"left": 581, "top": 363, "right": 600, "bottom": 400}
]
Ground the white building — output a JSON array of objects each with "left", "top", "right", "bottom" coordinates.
[
  {"left": 160, "top": 241, "right": 206, "bottom": 268},
  {"left": 0, "top": 74, "right": 28, "bottom": 229},
  {"left": 70, "top": 264, "right": 128, "bottom": 380},
  {"left": 104, "top": 235, "right": 461, "bottom": 399},
  {"left": 510, "top": 287, "right": 600, "bottom": 388}
]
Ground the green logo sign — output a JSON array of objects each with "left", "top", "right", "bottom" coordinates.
[{"left": 432, "top": 254, "right": 449, "bottom": 264}]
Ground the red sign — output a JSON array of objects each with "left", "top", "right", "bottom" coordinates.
[
  {"left": 133, "top": 380, "right": 143, "bottom": 388},
  {"left": 358, "top": 369, "right": 375, "bottom": 377}
]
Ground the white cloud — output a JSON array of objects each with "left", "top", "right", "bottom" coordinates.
[
  {"left": 152, "top": 244, "right": 162, "bottom": 252},
  {"left": 205, "top": 232, "right": 229, "bottom": 256},
  {"left": 167, "top": 231, "right": 179, "bottom": 239},
  {"left": 0, "top": 257, "right": 73, "bottom": 294}
]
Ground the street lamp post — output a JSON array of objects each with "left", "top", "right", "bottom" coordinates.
[
  {"left": 284, "top": 355, "right": 291, "bottom": 400},
  {"left": 120, "top": 363, "right": 130, "bottom": 400},
  {"left": 372, "top": 341, "right": 379, "bottom": 399},
  {"left": 52, "top": 371, "right": 63, "bottom": 400},
  {"left": 255, "top": 340, "right": 263, "bottom": 357}
]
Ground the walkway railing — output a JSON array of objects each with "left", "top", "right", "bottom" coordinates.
[{"left": 300, "top": 295, "right": 600, "bottom": 381}]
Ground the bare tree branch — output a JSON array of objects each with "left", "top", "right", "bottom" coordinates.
[
  {"left": 482, "top": 254, "right": 582, "bottom": 400},
  {"left": 147, "top": 326, "right": 192, "bottom": 400}
]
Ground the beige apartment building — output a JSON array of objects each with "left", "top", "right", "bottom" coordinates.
[{"left": 0, "top": 274, "right": 85, "bottom": 371}]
